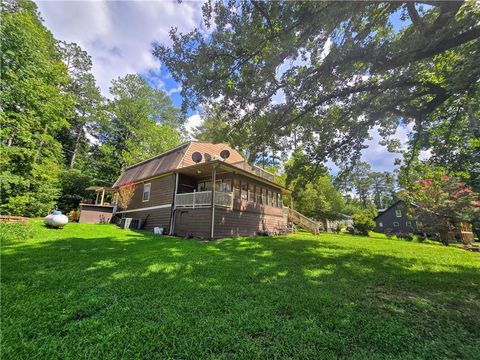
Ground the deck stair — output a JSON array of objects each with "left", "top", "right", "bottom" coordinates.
[{"left": 286, "top": 208, "right": 321, "bottom": 235}]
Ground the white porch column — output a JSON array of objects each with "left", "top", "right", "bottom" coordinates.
[{"left": 210, "top": 167, "right": 216, "bottom": 240}]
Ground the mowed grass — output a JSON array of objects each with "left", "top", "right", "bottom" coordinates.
[{"left": 1, "top": 221, "right": 480, "bottom": 359}]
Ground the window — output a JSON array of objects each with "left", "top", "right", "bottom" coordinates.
[
  {"left": 277, "top": 193, "right": 282, "bottom": 208},
  {"left": 267, "top": 190, "right": 272, "bottom": 206},
  {"left": 261, "top": 188, "right": 266, "bottom": 205},
  {"left": 256, "top": 186, "right": 262, "bottom": 204},
  {"left": 249, "top": 183, "right": 255, "bottom": 202},
  {"left": 197, "top": 181, "right": 212, "bottom": 192},
  {"left": 395, "top": 210, "right": 402, "bottom": 217},
  {"left": 220, "top": 179, "right": 232, "bottom": 193},
  {"left": 393, "top": 222, "right": 399, "bottom": 227},
  {"left": 379, "top": 222, "right": 383, "bottom": 227},
  {"left": 406, "top": 221, "right": 412, "bottom": 227},
  {"left": 142, "top": 183, "right": 151, "bottom": 202},
  {"left": 272, "top": 192, "right": 278, "bottom": 208},
  {"left": 233, "top": 178, "right": 240, "bottom": 199},
  {"left": 241, "top": 181, "right": 248, "bottom": 201}
]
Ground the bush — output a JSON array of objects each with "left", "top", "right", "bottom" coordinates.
[
  {"left": 336, "top": 224, "right": 343, "bottom": 234},
  {"left": 397, "top": 232, "right": 414, "bottom": 241},
  {"left": 0, "top": 222, "right": 34, "bottom": 243},
  {"left": 416, "top": 233, "right": 426, "bottom": 243},
  {"left": 385, "top": 229, "right": 393, "bottom": 239},
  {"left": 347, "top": 226, "right": 355, "bottom": 235},
  {"left": 68, "top": 209, "right": 80, "bottom": 222},
  {"left": 352, "top": 212, "right": 375, "bottom": 236}
]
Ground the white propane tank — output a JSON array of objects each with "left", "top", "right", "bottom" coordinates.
[
  {"left": 154, "top": 227, "right": 163, "bottom": 235},
  {"left": 44, "top": 210, "right": 68, "bottom": 228}
]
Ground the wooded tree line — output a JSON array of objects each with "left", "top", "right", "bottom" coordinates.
[{"left": 1, "top": 0, "right": 184, "bottom": 216}]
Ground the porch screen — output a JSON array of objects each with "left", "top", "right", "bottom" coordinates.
[
  {"left": 241, "top": 181, "right": 248, "bottom": 200},
  {"left": 220, "top": 179, "right": 232, "bottom": 193},
  {"left": 248, "top": 183, "right": 255, "bottom": 202},
  {"left": 256, "top": 186, "right": 262, "bottom": 204},
  {"left": 233, "top": 179, "right": 240, "bottom": 199},
  {"left": 197, "top": 181, "right": 212, "bottom": 192}
]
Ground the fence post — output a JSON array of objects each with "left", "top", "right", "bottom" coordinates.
[{"left": 193, "top": 190, "right": 196, "bottom": 209}]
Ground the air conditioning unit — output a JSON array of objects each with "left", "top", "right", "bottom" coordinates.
[{"left": 122, "top": 217, "right": 143, "bottom": 230}]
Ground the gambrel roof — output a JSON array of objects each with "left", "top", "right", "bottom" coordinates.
[{"left": 113, "top": 141, "right": 247, "bottom": 187}]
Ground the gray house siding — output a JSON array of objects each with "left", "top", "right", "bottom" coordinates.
[{"left": 374, "top": 200, "right": 417, "bottom": 233}]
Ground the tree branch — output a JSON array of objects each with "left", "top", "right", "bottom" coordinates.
[{"left": 406, "top": 2, "right": 423, "bottom": 28}]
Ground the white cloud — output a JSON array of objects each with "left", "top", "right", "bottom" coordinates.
[
  {"left": 360, "top": 124, "right": 412, "bottom": 172},
  {"left": 35, "top": 0, "right": 204, "bottom": 96},
  {"left": 185, "top": 113, "right": 202, "bottom": 139},
  {"left": 167, "top": 86, "right": 182, "bottom": 96}
]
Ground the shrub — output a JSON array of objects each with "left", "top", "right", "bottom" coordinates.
[
  {"left": 68, "top": 209, "right": 80, "bottom": 222},
  {"left": 416, "top": 233, "right": 426, "bottom": 243},
  {"left": 336, "top": 224, "right": 343, "bottom": 234},
  {"left": 385, "top": 229, "right": 393, "bottom": 239},
  {"left": 352, "top": 212, "right": 375, "bottom": 236},
  {"left": 396, "top": 232, "right": 414, "bottom": 241},
  {"left": 0, "top": 222, "right": 34, "bottom": 243}
]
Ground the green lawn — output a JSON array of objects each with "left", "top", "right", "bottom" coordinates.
[{"left": 2, "top": 221, "right": 480, "bottom": 359}]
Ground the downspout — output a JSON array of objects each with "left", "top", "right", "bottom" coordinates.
[
  {"left": 169, "top": 172, "right": 179, "bottom": 235},
  {"left": 210, "top": 166, "right": 217, "bottom": 240}
]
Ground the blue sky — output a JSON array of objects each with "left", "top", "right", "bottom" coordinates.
[{"left": 35, "top": 0, "right": 412, "bottom": 173}]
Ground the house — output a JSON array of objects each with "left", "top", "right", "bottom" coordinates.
[
  {"left": 373, "top": 200, "right": 418, "bottom": 234},
  {"left": 80, "top": 141, "right": 297, "bottom": 239}
]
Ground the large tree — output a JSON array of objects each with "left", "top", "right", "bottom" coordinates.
[
  {"left": 369, "top": 171, "right": 396, "bottom": 209},
  {"left": 96, "top": 74, "right": 184, "bottom": 184},
  {"left": 284, "top": 150, "right": 345, "bottom": 220},
  {"left": 155, "top": 1, "right": 480, "bottom": 175},
  {"left": 57, "top": 41, "right": 105, "bottom": 170},
  {"left": 193, "top": 104, "right": 290, "bottom": 166},
  {"left": 0, "top": 0, "right": 73, "bottom": 216}
]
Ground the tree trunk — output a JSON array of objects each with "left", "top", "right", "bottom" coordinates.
[
  {"left": 33, "top": 125, "right": 48, "bottom": 165},
  {"left": 69, "top": 126, "right": 83, "bottom": 169}
]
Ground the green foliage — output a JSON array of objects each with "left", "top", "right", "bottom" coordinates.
[
  {"left": 401, "top": 169, "right": 479, "bottom": 245},
  {"left": 1, "top": 1, "right": 185, "bottom": 216},
  {"left": 2, "top": 221, "right": 480, "bottom": 358},
  {"left": 1, "top": 1, "right": 73, "bottom": 216},
  {"left": 56, "top": 41, "right": 106, "bottom": 170},
  {"left": 410, "top": 92, "right": 480, "bottom": 192},
  {"left": 97, "top": 74, "right": 183, "bottom": 184},
  {"left": 56, "top": 169, "right": 94, "bottom": 213},
  {"left": 352, "top": 211, "right": 376, "bottom": 236},
  {"left": 193, "top": 104, "right": 289, "bottom": 166},
  {"left": 284, "top": 150, "right": 345, "bottom": 219}
]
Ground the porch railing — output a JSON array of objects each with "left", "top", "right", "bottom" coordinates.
[
  {"left": 175, "top": 191, "right": 233, "bottom": 209},
  {"left": 287, "top": 207, "right": 321, "bottom": 235}
]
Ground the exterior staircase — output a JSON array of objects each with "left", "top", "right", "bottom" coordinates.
[{"left": 286, "top": 207, "right": 322, "bottom": 235}]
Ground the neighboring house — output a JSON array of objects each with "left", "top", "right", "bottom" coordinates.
[
  {"left": 80, "top": 141, "right": 293, "bottom": 239},
  {"left": 373, "top": 200, "right": 418, "bottom": 234}
]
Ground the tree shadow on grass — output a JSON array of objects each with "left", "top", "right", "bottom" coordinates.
[{"left": 2, "top": 232, "right": 480, "bottom": 359}]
